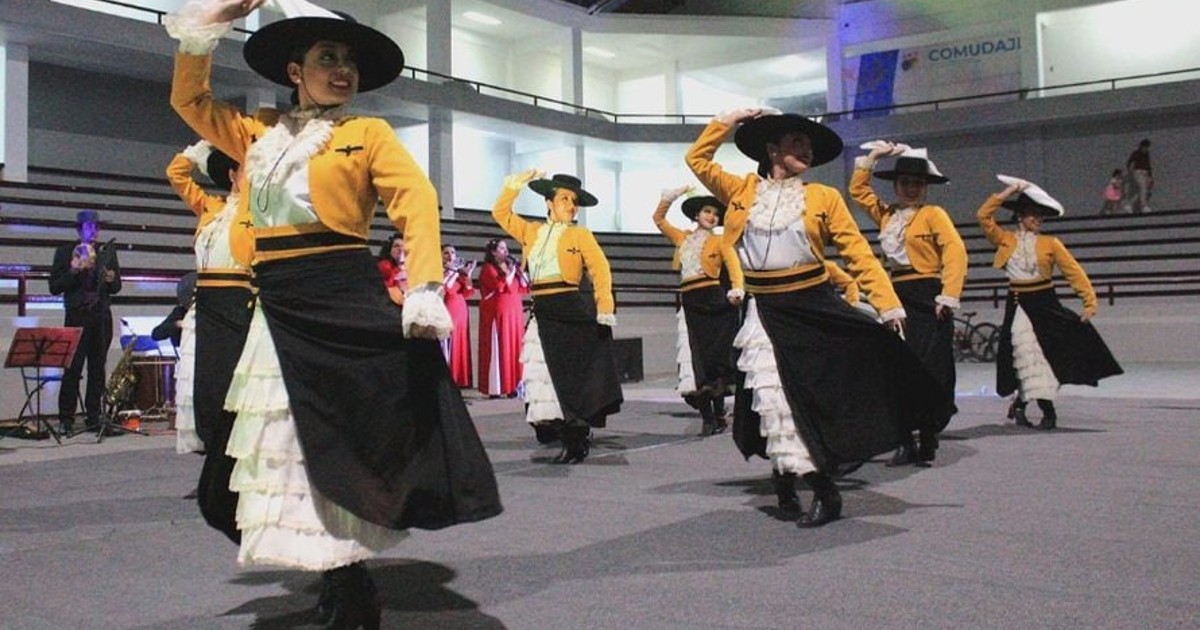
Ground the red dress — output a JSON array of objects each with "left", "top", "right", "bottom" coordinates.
[
  {"left": 442, "top": 268, "right": 475, "bottom": 387},
  {"left": 476, "top": 261, "right": 528, "bottom": 396}
]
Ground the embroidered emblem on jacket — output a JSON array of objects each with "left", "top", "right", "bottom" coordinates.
[{"left": 335, "top": 145, "right": 364, "bottom": 156}]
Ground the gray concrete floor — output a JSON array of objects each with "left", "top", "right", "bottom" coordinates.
[{"left": 1, "top": 363, "right": 1197, "bottom": 629}]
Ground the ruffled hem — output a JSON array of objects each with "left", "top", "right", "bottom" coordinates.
[
  {"left": 1012, "top": 307, "right": 1059, "bottom": 401},
  {"left": 519, "top": 318, "right": 563, "bottom": 424},
  {"left": 224, "top": 308, "right": 404, "bottom": 569},
  {"left": 403, "top": 288, "right": 454, "bottom": 340},
  {"left": 174, "top": 311, "right": 202, "bottom": 453},
  {"left": 734, "top": 300, "right": 815, "bottom": 475},
  {"left": 675, "top": 309, "right": 696, "bottom": 394}
]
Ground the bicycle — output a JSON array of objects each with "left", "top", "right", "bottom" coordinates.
[{"left": 952, "top": 311, "right": 999, "bottom": 363}]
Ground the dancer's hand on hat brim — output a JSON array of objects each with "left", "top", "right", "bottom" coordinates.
[
  {"left": 206, "top": 0, "right": 266, "bottom": 26},
  {"left": 504, "top": 168, "right": 543, "bottom": 191},
  {"left": 715, "top": 107, "right": 763, "bottom": 126},
  {"left": 660, "top": 185, "right": 692, "bottom": 204}
]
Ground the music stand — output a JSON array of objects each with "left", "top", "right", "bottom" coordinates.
[{"left": 3, "top": 327, "right": 82, "bottom": 444}]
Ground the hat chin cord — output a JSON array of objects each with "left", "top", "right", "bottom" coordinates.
[{"left": 297, "top": 76, "right": 342, "bottom": 113}]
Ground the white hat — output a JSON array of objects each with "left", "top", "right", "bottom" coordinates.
[{"left": 997, "top": 174, "right": 1064, "bottom": 217}]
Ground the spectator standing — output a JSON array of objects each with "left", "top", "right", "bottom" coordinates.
[{"left": 1125, "top": 139, "right": 1153, "bottom": 213}]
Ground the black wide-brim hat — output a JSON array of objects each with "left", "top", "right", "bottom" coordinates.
[
  {"left": 1002, "top": 193, "right": 1065, "bottom": 217},
  {"left": 528, "top": 174, "right": 598, "bottom": 207},
  {"left": 681, "top": 195, "right": 726, "bottom": 225},
  {"left": 244, "top": 15, "right": 404, "bottom": 94},
  {"left": 205, "top": 149, "right": 238, "bottom": 192},
  {"left": 874, "top": 156, "right": 949, "bottom": 184},
  {"left": 734, "top": 113, "right": 843, "bottom": 168}
]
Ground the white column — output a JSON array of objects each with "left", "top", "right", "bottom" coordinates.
[
  {"left": 427, "top": 0, "right": 454, "bottom": 217},
  {"left": 824, "top": 17, "right": 845, "bottom": 115},
  {"left": 1, "top": 43, "right": 30, "bottom": 182},
  {"left": 563, "top": 26, "right": 583, "bottom": 110}
]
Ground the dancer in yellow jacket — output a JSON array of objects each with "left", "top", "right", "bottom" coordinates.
[
  {"left": 653, "top": 187, "right": 743, "bottom": 436},
  {"left": 493, "top": 170, "right": 624, "bottom": 464},
  {"left": 687, "top": 108, "right": 951, "bottom": 528},
  {"left": 850, "top": 142, "right": 967, "bottom": 467},
  {"left": 164, "top": 0, "right": 501, "bottom": 625},
  {"left": 978, "top": 176, "right": 1122, "bottom": 429}
]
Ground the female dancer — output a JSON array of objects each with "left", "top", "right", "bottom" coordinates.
[
  {"left": 652, "top": 187, "right": 742, "bottom": 436},
  {"left": 375, "top": 232, "right": 406, "bottom": 306},
  {"left": 477, "top": 238, "right": 528, "bottom": 398},
  {"left": 686, "top": 108, "right": 949, "bottom": 527},
  {"left": 978, "top": 176, "right": 1122, "bottom": 429},
  {"left": 165, "top": 0, "right": 501, "bottom": 626},
  {"left": 441, "top": 244, "right": 475, "bottom": 388},
  {"left": 850, "top": 142, "right": 967, "bottom": 466},
  {"left": 492, "top": 170, "right": 623, "bottom": 464},
  {"left": 165, "top": 139, "right": 251, "bottom": 544}
]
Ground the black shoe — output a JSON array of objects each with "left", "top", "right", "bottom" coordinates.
[
  {"left": 533, "top": 422, "right": 560, "bottom": 445},
  {"left": 551, "top": 426, "right": 590, "bottom": 465},
  {"left": 1011, "top": 400, "right": 1033, "bottom": 428},
  {"left": 798, "top": 473, "right": 842, "bottom": 528},
  {"left": 59, "top": 419, "right": 75, "bottom": 436},
  {"left": 318, "top": 563, "right": 381, "bottom": 630},
  {"left": 1036, "top": 399, "right": 1057, "bottom": 430},
  {"left": 916, "top": 431, "right": 938, "bottom": 466},
  {"left": 772, "top": 470, "right": 801, "bottom": 513},
  {"left": 697, "top": 405, "right": 718, "bottom": 437},
  {"left": 886, "top": 442, "right": 917, "bottom": 467}
]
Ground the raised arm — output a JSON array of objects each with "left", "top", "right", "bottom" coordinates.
[
  {"left": 977, "top": 182, "right": 1022, "bottom": 248},
  {"left": 166, "top": 143, "right": 216, "bottom": 217},
  {"left": 652, "top": 185, "right": 691, "bottom": 246},
  {"left": 848, "top": 143, "right": 903, "bottom": 226},
  {"left": 685, "top": 113, "right": 757, "bottom": 203},
  {"left": 492, "top": 170, "right": 541, "bottom": 247}
]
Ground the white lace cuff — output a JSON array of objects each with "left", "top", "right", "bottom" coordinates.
[
  {"left": 596, "top": 313, "right": 616, "bottom": 327},
  {"left": 854, "top": 155, "right": 876, "bottom": 170},
  {"left": 727, "top": 288, "right": 745, "bottom": 301},
  {"left": 402, "top": 285, "right": 453, "bottom": 340},
  {"left": 880, "top": 307, "right": 907, "bottom": 322},
  {"left": 183, "top": 141, "right": 213, "bottom": 171},
  {"left": 934, "top": 295, "right": 961, "bottom": 310},
  {"left": 164, "top": 0, "right": 232, "bottom": 55}
]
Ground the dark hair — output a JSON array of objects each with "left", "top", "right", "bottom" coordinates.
[
  {"left": 1139, "top": 139, "right": 1151, "bottom": 147},
  {"left": 377, "top": 232, "right": 402, "bottom": 262},
  {"left": 484, "top": 238, "right": 507, "bottom": 266},
  {"left": 1111, "top": 168, "right": 1122, "bottom": 177}
]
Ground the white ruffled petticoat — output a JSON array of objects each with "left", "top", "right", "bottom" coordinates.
[
  {"left": 223, "top": 307, "right": 406, "bottom": 570},
  {"left": 675, "top": 308, "right": 696, "bottom": 394},
  {"left": 1011, "top": 306, "right": 1059, "bottom": 401},
  {"left": 734, "top": 299, "right": 816, "bottom": 476},
  {"left": 519, "top": 318, "right": 564, "bottom": 424},
  {"left": 174, "top": 309, "right": 202, "bottom": 454}
]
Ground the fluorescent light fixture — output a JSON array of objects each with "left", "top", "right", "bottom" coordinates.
[
  {"left": 463, "top": 11, "right": 501, "bottom": 26},
  {"left": 768, "top": 54, "right": 819, "bottom": 78},
  {"left": 584, "top": 46, "right": 616, "bottom": 59}
]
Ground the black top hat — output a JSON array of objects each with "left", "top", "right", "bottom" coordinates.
[
  {"left": 205, "top": 149, "right": 239, "bottom": 192},
  {"left": 734, "top": 113, "right": 843, "bottom": 169},
  {"left": 244, "top": 13, "right": 405, "bottom": 94},
  {"left": 528, "top": 174, "right": 598, "bottom": 207},
  {"left": 681, "top": 195, "right": 726, "bottom": 225},
  {"left": 76, "top": 209, "right": 100, "bottom": 226},
  {"left": 873, "top": 156, "right": 949, "bottom": 184}
]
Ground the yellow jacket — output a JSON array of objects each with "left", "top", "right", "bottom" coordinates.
[
  {"left": 170, "top": 53, "right": 442, "bottom": 287},
  {"left": 977, "top": 194, "right": 1097, "bottom": 315},
  {"left": 685, "top": 119, "right": 901, "bottom": 315},
  {"left": 651, "top": 198, "right": 744, "bottom": 290},
  {"left": 849, "top": 167, "right": 968, "bottom": 300},
  {"left": 824, "top": 261, "right": 860, "bottom": 305},
  {"left": 164, "top": 152, "right": 254, "bottom": 255},
  {"left": 492, "top": 186, "right": 615, "bottom": 315}
]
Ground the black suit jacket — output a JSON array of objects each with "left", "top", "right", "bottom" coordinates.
[{"left": 49, "top": 241, "right": 122, "bottom": 311}]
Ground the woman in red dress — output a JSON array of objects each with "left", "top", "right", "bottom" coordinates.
[
  {"left": 477, "top": 238, "right": 528, "bottom": 398},
  {"left": 442, "top": 244, "right": 475, "bottom": 387},
  {"left": 376, "top": 232, "right": 407, "bottom": 306}
]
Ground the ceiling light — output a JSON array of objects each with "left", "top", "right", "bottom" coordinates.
[
  {"left": 463, "top": 11, "right": 501, "bottom": 26},
  {"left": 584, "top": 46, "right": 616, "bottom": 59}
]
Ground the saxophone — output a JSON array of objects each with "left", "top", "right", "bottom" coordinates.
[{"left": 104, "top": 341, "right": 138, "bottom": 409}]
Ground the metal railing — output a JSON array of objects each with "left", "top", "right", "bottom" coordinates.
[{"left": 59, "top": 0, "right": 1200, "bottom": 126}]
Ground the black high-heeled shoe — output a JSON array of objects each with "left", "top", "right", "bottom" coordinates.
[
  {"left": 318, "top": 563, "right": 381, "bottom": 630},
  {"left": 1035, "top": 399, "right": 1057, "bottom": 430},
  {"left": 1010, "top": 399, "right": 1033, "bottom": 428},
  {"left": 798, "top": 472, "right": 842, "bottom": 528},
  {"left": 772, "top": 470, "right": 801, "bottom": 514},
  {"left": 551, "top": 425, "right": 591, "bottom": 464}
]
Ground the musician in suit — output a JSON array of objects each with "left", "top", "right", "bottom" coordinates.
[{"left": 49, "top": 209, "right": 122, "bottom": 435}]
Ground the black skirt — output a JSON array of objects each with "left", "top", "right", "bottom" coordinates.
[
  {"left": 255, "top": 249, "right": 502, "bottom": 531},
  {"left": 996, "top": 286, "right": 1123, "bottom": 397},
  {"left": 892, "top": 278, "right": 956, "bottom": 429},
  {"left": 681, "top": 284, "right": 738, "bottom": 396},
  {"left": 732, "top": 282, "right": 953, "bottom": 473},
  {"left": 533, "top": 290, "right": 623, "bottom": 427},
  {"left": 192, "top": 285, "right": 253, "bottom": 544}
]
